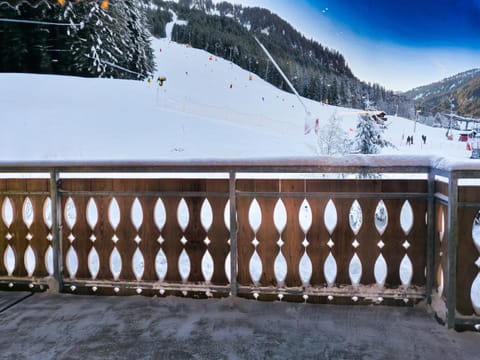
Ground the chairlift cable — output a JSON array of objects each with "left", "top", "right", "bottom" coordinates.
[
  {"left": 0, "top": 17, "right": 81, "bottom": 27},
  {"left": 101, "top": 59, "right": 145, "bottom": 77},
  {"left": 84, "top": 55, "right": 146, "bottom": 78},
  {"left": 253, "top": 36, "right": 310, "bottom": 117}
]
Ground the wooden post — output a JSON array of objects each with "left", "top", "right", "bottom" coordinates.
[
  {"left": 50, "top": 169, "right": 64, "bottom": 292},
  {"left": 426, "top": 170, "right": 435, "bottom": 303},
  {"left": 229, "top": 171, "right": 238, "bottom": 296},
  {"left": 446, "top": 172, "right": 458, "bottom": 328}
]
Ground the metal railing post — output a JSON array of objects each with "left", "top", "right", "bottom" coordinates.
[
  {"left": 446, "top": 172, "right": 459, "bottom": 328},
  {"left": 229, "top": 170, "right": 238, "bottom": 296},
  {"left": 426, "top": 170, "right": 435, "bottom": 304},
  {"left": 50, "top": 169, "right": 64, "bottom": 292}
]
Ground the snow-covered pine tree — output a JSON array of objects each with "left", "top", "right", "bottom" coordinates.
[
  {"left": 316, "top": 114, "right": 351, "bottom": 156},
  {"left": 114, "top": 0, "right": 155, "bottom": 79},
  {"left": 64, "top": 0, "right": 153, "bottom": 79},
  {"left": 354, "top": 114, "right": 392, "bottom": 154},
  {"left": 64, "top": 1, "right": 117, "bottom": 77}
]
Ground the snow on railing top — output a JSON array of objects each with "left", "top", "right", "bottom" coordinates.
[{"left": 1, "top": 155, "right": 479, "bottom": 173}]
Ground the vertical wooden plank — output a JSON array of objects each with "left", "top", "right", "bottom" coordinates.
[
  {"left": 236, "top": 179, "right": 256, "bottom": 286},
  {"left": 184, "top": 196, "right": 207, "bottom": 282},
  {"left": 28, "top": 195, "right": 50, "bottom": 277},
  {"left": 330, "top": 198, "right": 356, "bottom": 285},
  {"left": 355, "top": 198, "right": 378, "bottom": 285},
  {"left": 306, "top": 197, "right": 329, "bottom": 287},
  {"left": 71, "top": 196, "right": 92, "bottom": 279},
  {"left": 114, "top": 195, "right": 136, "bottom": 281},
  {"left": 161, "top": 196, "right": 183, "bottom": 283},
  {"left": 92, "top": 194, "right": 116, "bottom": 280},
  {"left": 409, "top": 199, "right": 427, "bottom": 286},
  {"left": 11, "top": 195, "right": 28, "bottom": 277},
  {"left": 381, "top": 199, "right": 405, "bottom": 287},
  {"left": 256, "top": 196, "right": 278, "bottom": 286},
  {"left": 236, "top": 195, "right": 255, "bottom": 286},
  {"left": 208, "top": 196, "right": 229, "bottom": 285},
  {"left": 281, "top": 180, "right": 306, "bottom": 287},
  {"left": 137, "top": 196, "right": 161, "bottom": 282},
  {"left": 60, "top": 196, "right": 71, "bottom": 279}
]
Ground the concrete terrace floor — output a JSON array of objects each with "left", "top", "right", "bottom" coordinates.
[{"left": 0, "top": 291, "right": 479, "bottom": 360}]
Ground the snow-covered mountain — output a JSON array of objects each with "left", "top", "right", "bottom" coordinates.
[
  {"left": 0, "top": 36, "right": 474, "bottom": 161},
  {"left": 404, "top": 68, "right": 480, "bottom": 118}
]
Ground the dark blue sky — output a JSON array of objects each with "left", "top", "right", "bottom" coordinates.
[{"left": 312, "top": 0, "right": 480, "bottom": 48}]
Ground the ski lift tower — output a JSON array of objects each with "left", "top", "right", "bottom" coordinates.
[
  {"left": 414, "top": 108, "right": 421, "bottom": 133},
  {"left": 446, "top": 99, "right": 455, "bottom": 140}
]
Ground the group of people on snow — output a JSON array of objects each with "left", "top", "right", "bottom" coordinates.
[{"left": 405, "top": 134, "right": 427, "bottom": 146}]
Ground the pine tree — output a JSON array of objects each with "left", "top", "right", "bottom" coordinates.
[
  {"left": 354, "top": 114, "right": 393, "bottom": 154},
  {"left": 65, "top": 1, "right": 118, "bottom": 77},
  {"left": 115, "top": 0, "right": 155, "bottom": 79},
  {"left": 64, "top": 0, "right": 154, "bottom": 79},
  {"left": 316, "top": 114, "right": 351, "bottom": 156}
]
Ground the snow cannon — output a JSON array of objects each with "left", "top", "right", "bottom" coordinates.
[{"left": 157, "top": 76, "right": 166, "bottom": 87}]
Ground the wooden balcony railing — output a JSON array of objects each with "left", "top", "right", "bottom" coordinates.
[{"left": 0, "top": 156, "right": 479, "bottom": 329}]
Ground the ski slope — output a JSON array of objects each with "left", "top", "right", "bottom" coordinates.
[{"left": 0, "top": 37, "right": 476, "bottom": 161}]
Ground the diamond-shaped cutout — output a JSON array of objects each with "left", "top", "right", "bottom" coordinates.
[
  {"left": 26, "top": 233, "right": 33, "bottom": 241},
  {"left": 252, "top": 238, "right": 259, "bottom": 247},
  {"left": 90, "top": 234, "right": 96, "bottom": 242},
  {"left": 302, "top": 238, "right": 310, "bottom": 248},
  {"left": 475, "top": 257, "right": 480, "bottom": 268},
  {"left": 204, "top": 237, "right": 211, "bottom": 246},
  {"left": 403, "top": 240, "right": 411, "bottom": 250},
  {"left": 46, "top": 233, "right": 53, "bottom": 241},
  {"left": 5, "top": 233, "right": 12, "bottom": 240},
  {"left": 227, "top": 239, "right": 231, "bottom": 245},
  {"left": 157, "top": 235, "right": 165, "bottom": 244},
  {"left": 327, "top": 239, "right": 335, "bottom": 248},
  {"left": 134, "top": 235, "right": 142, "bottom": 244},
  {"left": 112, "top": 234, "right": 119, "bottom": 243},
  {"left": 377, "top": 240, "right": 385, "bottom": 249},
  {"left": 68, "top": 233, "right": 75, "bottom": 242},
  {"left": 180, "top": 236, "right": 188, "bottom": 245},
  {"left": 352, "top": 239, "right": 360, "bottom": 249},
  {"left": 277, "top": 238, "right": 284, "bottom": 247}
]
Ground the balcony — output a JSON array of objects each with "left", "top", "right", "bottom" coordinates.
[{"left": 1, "top": 155, "right": 479, "bottom": 332}]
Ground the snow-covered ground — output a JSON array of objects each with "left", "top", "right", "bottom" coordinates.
[{"left": 0, "top": 37, "right": 477, "bottom": 162}]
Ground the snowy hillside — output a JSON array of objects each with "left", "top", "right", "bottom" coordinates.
[{"left": 0, "top": 36, "right": 475, "bottom": 161}]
